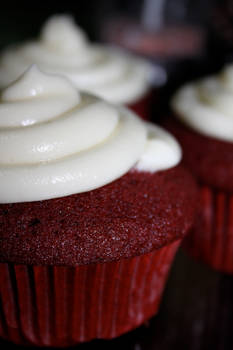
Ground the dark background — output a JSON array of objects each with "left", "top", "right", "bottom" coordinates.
[{"left": 0, "top": 0, "right": 218, "bottom": 46}]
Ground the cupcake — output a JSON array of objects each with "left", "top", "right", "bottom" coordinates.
[
  {"left": 0, "top": 65, "right": 197, "bottom": 347},
  {"left": 0, "top": 15, "right": 154, "bottom": 120},
  {"left": 164, "top": 64, "right": 233, "bottom": 274}
]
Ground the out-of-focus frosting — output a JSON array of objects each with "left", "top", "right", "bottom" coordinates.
[
  {"left": 0, "top": 66, "right": 181, "bottom": 203},
  {"left": 171, "top": 64, "right": 233, "bottom": 142},
  {"left": 0, "top": 15, "right": 153, "bottom": 105}
]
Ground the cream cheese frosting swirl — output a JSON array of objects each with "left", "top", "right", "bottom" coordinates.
[
  {"left": 171, "top": 64, "right": 233, "bottom": 142},
  {"left": 0, "top": 66, "right": 181, "bottom": 203},
  {"left": 0, "top": 15, "right": 154, "bottom": 105}
]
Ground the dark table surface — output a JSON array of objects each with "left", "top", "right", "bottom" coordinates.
[{"left": 1, "top": 249, "right": 232, "bottom": 350}]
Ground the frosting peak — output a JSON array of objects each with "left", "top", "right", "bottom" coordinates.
[
  {"left": 0, "top": 65, "right": 79, "bottom": 128},
  {"left": 2, "top": 64, "right": 79, "bottom": 101},
  {"left": 41, "top": 15, "right": 88, "bottom": 53}
]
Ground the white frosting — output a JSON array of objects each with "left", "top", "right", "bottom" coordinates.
[
  {"left": 171, "top": 64, "right": 233, "bottom": 142},
  {"left": 0, "top": 66, "right": 181, "bottom": 203},
  {"left": 0, "top": 15, "right": 154, "bottom": 105},
  {"left": 135, "top": 124, "right": 182, "bottom": 172}
]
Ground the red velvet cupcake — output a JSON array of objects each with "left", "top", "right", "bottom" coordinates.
[
  {"left": 0, "top": 66, "right": 197, "bottom": 347},
  {"left": 164, "top": 64, "right": 233, "bottom": 274},
  {"left": 0, "top": 15, "right": 154, "bottom": 120}
]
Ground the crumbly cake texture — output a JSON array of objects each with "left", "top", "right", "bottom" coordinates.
[
  {"left": 0, "top": 166, "right": 197, "bottom": 266},
  {"left": 164, "top": 117, "right": 233, "bottom": 191}
]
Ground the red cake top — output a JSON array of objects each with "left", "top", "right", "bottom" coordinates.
[
  {"left": 0, "top": 166, "right": 197, "bottom": 266},
  {"left": 164, "top": 117, "right": 233, "bottom": 191}
]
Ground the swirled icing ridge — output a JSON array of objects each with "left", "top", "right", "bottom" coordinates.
[{"left": 0, "top": 66, "right": 181, "bottom": 203}]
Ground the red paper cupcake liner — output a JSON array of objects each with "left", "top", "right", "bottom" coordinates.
[
  {"left": 183, "top": 185, "right": 233, "bottom": 274},
  {"left": 0, "top": 240, "right": 180, "bottom": 347},
  {"left": 128, "top": 90, "right": 153, "bottom": 120}
]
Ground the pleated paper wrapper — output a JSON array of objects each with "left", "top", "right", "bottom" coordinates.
[{"left": 0, "top": 240, "right": 180, "bottom": 347}]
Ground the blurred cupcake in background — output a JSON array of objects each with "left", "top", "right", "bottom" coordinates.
[
  {"left": 0, "top": 15, "right": 155, "bottom": 119},
  {"left": 164, "top": 63, "right": 233, "bottom": 274}
]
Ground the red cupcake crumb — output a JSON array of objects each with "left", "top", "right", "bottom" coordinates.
[{"left": 0, "top": 166, "right": 197, "bottom": 266}]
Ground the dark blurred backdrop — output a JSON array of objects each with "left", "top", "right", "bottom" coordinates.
[{"left": 0, "top": 0, "right": 220, "bottom": 46}]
